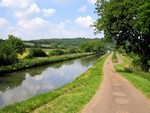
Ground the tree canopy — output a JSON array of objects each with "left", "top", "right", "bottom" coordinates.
[
  {"left": 0, "top": 35, "right": 25, "bottom": 66},
  {"left": 94, "top": 0, "right": 150, "bottom": 71},
  {"left": 79, "top": 38, "right": 107, "bottom": 55},
  {"left": 6, "top": 35, "right": 25, "bottom": 55}
]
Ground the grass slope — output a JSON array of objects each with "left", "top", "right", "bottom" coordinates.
[
  {"left": 115, "top": 54, "right": 150, "bottom": 99},
  {"left": 0, "top": 54, "right": 109, "bottom": 113}
]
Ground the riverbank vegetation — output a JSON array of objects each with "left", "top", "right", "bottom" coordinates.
[
  {"left": 0, "top": 54, "right": 109, "bottom": 113},
  {"left": 0, "top": 53, "right": 92, "bottom": 74},
  {"left": 115, "top": 54, "right": 150, "bottom": 98}
]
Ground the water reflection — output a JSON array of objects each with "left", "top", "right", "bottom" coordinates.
[
  {"left": 0, "top": 55, "right": 99, "bottom": 108},
  {"left": 0, "top": 72, "right": 26, "bottom": 92}
]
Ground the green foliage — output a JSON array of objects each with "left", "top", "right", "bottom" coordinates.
[
  {"left": 134, "top": 2, "right": 150, "bottom": 36},
  {"left": 6, "top": 35, "right": 25, "bottom": 54},
  {"left": 49, "top": 48, "right": 64, "bottom": 56},
  {"left": 91, "top": 39, "right": 106, "bottom": 55},
  {"left": 79, "top": 38, "right": 107, "bottom": 54},
  {"left": 0, "top": 42, "right": 18, "bottom": 66},
  {"left": 0, "top": 54, "right": 109, "bottom": 113},
  {"left": 94, "top": 0, "right": 150, "bottom": 71},
  {"left": 79, "top": 41, "right": 92, "bottom": 52},
  {"left": 28, "top": 48, "right": 47, "bottom": 57},
  {"left": 0, "top": 35, "right": 25, "bottom": 66},
  {"left": 67, "top": 47, "right": 77, "bottom": 54}
]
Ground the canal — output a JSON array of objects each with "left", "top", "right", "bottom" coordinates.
[{"left": 0, "top": 55, "right": 99, "bottom": 108}]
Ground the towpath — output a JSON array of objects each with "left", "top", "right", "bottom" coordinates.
[{"left": 82, "top": 54, "right": 150, "bottom": 113}]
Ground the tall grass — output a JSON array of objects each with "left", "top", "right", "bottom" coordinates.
[
  {"left": 0, "top": 54, "right": 109, "bottom": 113},
  {"left": 112, "top": 51, "right": 118, "bottom": 63},
  {"left": 115, "top": 54, "right": 150, "bottom": 98},
  {"left": 0, "top": 53, "right": 92, "bottom": 74}
]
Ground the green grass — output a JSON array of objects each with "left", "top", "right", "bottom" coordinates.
[
  {"left": 115, "top": 54, "right": 150, "bottom": 99},
  {"left": 0, "top": 54, "right": 109, "bottom": 113},
  {"left": 0, "top": 53, "right": 92, "bottom": 74},
  {"left": 112, "top": 51, "right": 118, "bottom": 63},
  {"left": 41, "top": 44, "right": 51, "bottom": 48},
  {"left": 24, "top": 43, "right": 51, "bottom": 48},
  {"left": 24, "top": 42, "right": 34, "bottom": 46}
]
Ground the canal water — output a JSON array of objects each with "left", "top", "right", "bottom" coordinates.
[{"left": 0, "top": 55, "right": 99, "bottom": 108}]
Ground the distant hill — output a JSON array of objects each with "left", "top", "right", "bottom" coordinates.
[{"left": 24, "top": 38, "right": 99, "bottom": 49}]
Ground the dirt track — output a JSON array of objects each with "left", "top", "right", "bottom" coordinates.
[{"left": 82, "top": 54, "right": 150, "bottom": 113}]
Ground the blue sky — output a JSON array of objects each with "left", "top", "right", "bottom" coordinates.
[{"left": 0, "top": 0, "right": 103, "bottom": 40}]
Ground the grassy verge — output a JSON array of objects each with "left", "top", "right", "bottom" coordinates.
[
  {"left": 112, "top": 51, "right": 118, "bottom": 63},
  {"left": 114, "top": 54, "right": 150, "bottom": 99},
  {"left": 0, "top": 53, "right": 92, "bottom": 74},
  {"left": 0, "top": 54, "right": 109, "bottom": 113}
]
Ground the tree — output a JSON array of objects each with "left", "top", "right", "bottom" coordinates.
[
  {"left": 0, "top": 41, "right": 18, "bottom": 66},
  {"left": 79, "top": 41, "right": 92, "bottom": 52},
  {"left": 91, "top": 39, "right": 106, "bottom": 55},
  {"left": 0, "top": 35, "right": 25, "bottom": 66},
  {"left": 94, "top": 0, "right": 150, "bottom": 71},
  {"left": 5, "top": 35, "right": 25, "bottom": 54}
]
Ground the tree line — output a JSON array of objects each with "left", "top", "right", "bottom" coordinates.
[{"left": 24, "top": 38, "right": 93, "bottom": 49}]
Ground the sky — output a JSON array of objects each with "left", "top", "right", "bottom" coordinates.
[{"left": 0, "top": 0, "right": 103, "bottom": 40}]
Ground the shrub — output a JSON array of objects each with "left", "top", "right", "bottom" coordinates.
[
  {"left": 67, "top": 48, "right": 77, "bottom": 54},
  {"left": 29, "top": 48, "right": 47, "bottom": 57},
  {"left": 49, "top": 48, "right": 64, "bottom": 56}
]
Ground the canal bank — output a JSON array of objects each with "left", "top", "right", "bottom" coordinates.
[
  {"left": 0, "top": 53, "right": 92, "bottom": 74},
  {"left": 0, "top": 55, "right": 99, "bottom": 108},
  {"left": 0, "top": 54, "right": 109, "bottom": 113}
]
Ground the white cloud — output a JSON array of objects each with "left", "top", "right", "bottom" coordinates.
[
  {"left": 0, "top": 0, "right": 33, "bottom": 9},
  {"left": 18, "top": 17, "right": 49, "bottom": 30},
  {"left": 65, "top": 19, "right": 72, "bottom": 24},
  {"left": 53, "top": 0, "right": 73, "bottom": 4},
  {"left": 42, "top": 8, "right": 56, "bottom": 16},
  {"left": 75, "top": 16, "right": 94, "bottom": 28},
  {"left": 14, "top": 3, "right": 41, "bottom": 19},
  {"left": 28, "top": 3, "right": 41, "bottom": 13},
  {"left": 0, "top": 18, "right": 9, "bottom": 26},
  {"left": 88, "top": 0, "right": 97, "bottom": 4},
  {"left": 78, "top": 5, "right": 87, "bottom": 12}
]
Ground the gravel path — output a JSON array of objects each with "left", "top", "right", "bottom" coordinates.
[{"left": 82, "top": 53, "right": 150, "bottom": 113}]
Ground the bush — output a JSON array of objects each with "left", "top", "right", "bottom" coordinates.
[
  {"left": 49, "top": 48, "right": 64, "bottom": 56},
  {"left": 0, "top": 42, "right": 18, "bottom": 66},
  {"left": 67, "top": 48, "right": 77, "bottom": 54},
  {"left": 29, "top": 48, "right": 47, "bottom": 57}
]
